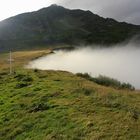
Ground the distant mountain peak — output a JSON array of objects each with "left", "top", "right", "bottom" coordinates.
[
  {"left": 37, "top": 4, "right": 67, "bottom": 14},
  {"left": 46, "top": 4, "right": 66, "bottom": 10},
  {"left": 49, "top": 4, "right": 61, "bottom": 7},
  {"left": 0, "top": 5, "right": 140, "bottom": 52}
]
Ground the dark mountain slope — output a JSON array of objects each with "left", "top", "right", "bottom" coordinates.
[{"left": 0, "top": 4, "right": 140, "bottom": 52}]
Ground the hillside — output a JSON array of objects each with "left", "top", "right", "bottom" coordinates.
[
  {"left": 0, "top": 50, "right": 140, "bottom": 140},
  {"left": 0, "top": 4, "right": 140, "bottom": 52}
]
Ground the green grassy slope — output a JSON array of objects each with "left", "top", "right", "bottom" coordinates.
[
  {"left": 0, "top": 50, "right": 140, "bottom": 140},
  {"left": 0, "top": 69, "right": 140, "bottom": 140}
]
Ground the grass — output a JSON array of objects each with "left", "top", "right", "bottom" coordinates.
[
  {"left": 0, "top": 50, "right": 140, "bottom": 140},
  {"left": 0, "top": 49, "right": 52, "bottom": 72}
]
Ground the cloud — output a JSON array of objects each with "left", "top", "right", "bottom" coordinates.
[
  {"left": 28, "top": 43, "right": 140, "bottom": 89},
  {"left": 57, "top": 0, "right": 140, "bottom": 25}
]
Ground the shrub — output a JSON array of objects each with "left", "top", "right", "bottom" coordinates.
[
  {"left": 14, "top": 73, "right": 33, "bottom": 88},
  {"left": 14, "top": 74, "right": 33, "bottom": 82},
  {"left": 82, "top": 88, "right": 92, "bottom": 96},
  {"left": 76, "top": 73, "right": 92, "bottom": 80},
  {"left": 34, "top": 69, "right": 39, "bottom": 73},
  {"left": 29, "top": 103, "right": 50, "bottom": 112},
  {"left": 93, "top": 75, "right": 121, "bottom": 88},
  {"left": 14, "top": 74, "right": 25, "bottom": 80},
  {"left": 15, "top": 82, "right": 30, "bottom": 88},
  {"left": 121, "top": 83, "right": 135, "bottom": 91},
  {"left": 76, "top": 73, "right": 135, "bottom": 90}
]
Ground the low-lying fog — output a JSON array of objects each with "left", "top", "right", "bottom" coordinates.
[{"left": 27, "top": 43, "right": 140, "bottom": 89}]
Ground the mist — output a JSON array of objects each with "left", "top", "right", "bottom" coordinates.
[{"left": 27, "top": 43, "right": 140, "bottom": 89}]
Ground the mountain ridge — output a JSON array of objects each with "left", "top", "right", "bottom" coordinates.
[{"left": 0, "top": 4, "right": 140, "bottom": 52}]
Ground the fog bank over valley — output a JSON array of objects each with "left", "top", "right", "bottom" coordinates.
[{"left": 28, "top": 43, "right": 140, "bottom": 89}]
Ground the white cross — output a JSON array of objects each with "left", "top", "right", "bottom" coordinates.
[{"left": 8, "top": 51, "right": 14, "bottom": 75}]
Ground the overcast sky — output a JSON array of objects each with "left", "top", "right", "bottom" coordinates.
[{"left": 0, "top": 0, "right": 140, "bottom": 25}]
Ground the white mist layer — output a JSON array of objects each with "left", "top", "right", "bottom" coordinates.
[{"left": 27, "top": 44, "right": 140, "bottom": 89}]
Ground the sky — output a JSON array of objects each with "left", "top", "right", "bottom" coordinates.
[{"left": 0, "top": 0, "right": 140, "bottom": 25}]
